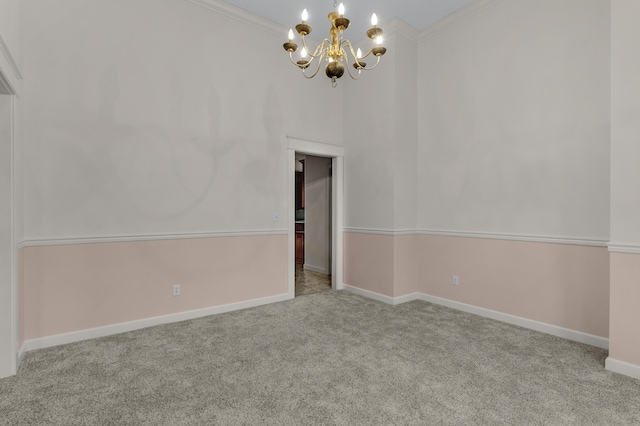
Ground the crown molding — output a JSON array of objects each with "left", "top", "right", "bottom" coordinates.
[
  {"left": 419, "top": 0, "right": 504, "bottom": 43},
  {"left": 384, "top": 17, "right": 419, "bottom": 43},
  {"left": 189, "top": 0, "right": 285, "bottom": 38}
]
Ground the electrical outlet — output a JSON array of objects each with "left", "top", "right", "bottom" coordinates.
[
  {"left": 273, "top": 212, "right": 279, "bottom": 222},
  {"left": 452, "top": 275, "right": 459, "bottom": 286},
  {"left": 172, "top": 284, "right": 181, "bottom": 296}
]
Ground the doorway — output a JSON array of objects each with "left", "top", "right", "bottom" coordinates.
[
  {"left": 287, "top": 137, "right": 344, "bottom": 299},
  {"left": 294, "top": 154, "right": 332, "bottom": 296}
]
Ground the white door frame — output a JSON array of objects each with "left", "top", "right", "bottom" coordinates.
[
  {"left": 0, "top": 90, "right": 17, "bottom": 378},
  {"left": 287, "top": 136, "right": 344, "bottom": 298}
]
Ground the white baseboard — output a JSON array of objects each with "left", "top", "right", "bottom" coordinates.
[
  {"left": 24, "top": 293, "right": 292, "bottom": 352},
  {"left": 342, "top": 285, "right": 609, "bottom": 349},
  {"left": 303, "top": 264, "right": 330, "bottom": 275},
  {"left": 17, "top": 342, "right": 26, "bottom": 366},
  {"left": 343, "top": 284, "right": 398, "bottom": 305},
  {"left": 606, "top": 357, "right": 640, "bottom": 381},
  {"left": 417, "top": 294, "right": 609, "bottom": 349},
  {"left": 342, "top": 284, "right": 418, "bottom": 306}
]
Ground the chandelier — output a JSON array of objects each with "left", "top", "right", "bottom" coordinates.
[{"left": 282, "top": 2, "right": 387, "bottom": 87}]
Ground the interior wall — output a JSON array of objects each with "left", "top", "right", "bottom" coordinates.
[
  {"left": 22, "top": 0, "right": 342, "bottom": 241},
  {"left": 23, "top": 235, "right": 287, "bottom": 340},
  {"left": 608, "top": 0, "right": 640, "bottom": 373},
  {"left": 400, "top": 0, "right": 612, "bottom": 339},
  {"left": 342, "top": 21, "right": 420, "bottom": 296},
  {"left": 392, "top": 28, "right": 418, "bottom": 232},
  {"left": 304, "top": 155, "right": 331, "bottom": 274},
  {"left": 417, "top": 0, "right": 610, "bottom": 240},
  {"left": 343, "top": 25, "right": 397, "bottom": 232},
  {"left": 20, "top": 0, "right": 343, "bottom": 344}
]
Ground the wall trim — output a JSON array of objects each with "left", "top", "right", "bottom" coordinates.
[
  {"left": 344, "top": 227, "right": 414, "bottom": 236},
  {"left": 17, "top": 342, "right": 26, "bottom": 367},
  {"left": 287, "top": 135, "right": 344, "bottom": 157},
  {"left": 344, "top": 227, "right": 608, "bottom": 247},
  {"left": 608, "top": 243, "right": 640, "bottom": 255},
  {"left": 342, "top": 286, "right": 609, "bottom": 349},
  {"left": 189, "top": 0, "right": 285, "bottom": 38},
  {"left": 605, "top": 357, "right": 640, "bottom": 381},
  {"left": 287, "top": 136, "right": 345, "bottom": 298},
  {"left": 23, "top": 292, "right": 292, "bottom": 353},
  {"left": 419, "top": 0, "right": 504, "bottom": 42},
  {"left": 343, "top": 284, "right": 398, "bottom": 305},
  {"left": 416, "top": 229, "right": 608, "bottom": 247},
  {"left": 416, "top": 293, "right": 609, "bottom": 349},
  {"left": 385, "top": 17, "right": 419, "bottom": 42},
  {"left": 22, "top": 230, "right": 288, "bottom": 247}
]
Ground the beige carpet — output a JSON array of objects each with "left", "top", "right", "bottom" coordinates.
[{"left": 1, "top": 290, "right": 640, "bottom": 425}]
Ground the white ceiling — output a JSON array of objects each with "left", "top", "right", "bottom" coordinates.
[{"left": 223, "top": 0, "right": 476, "bottom": 39}]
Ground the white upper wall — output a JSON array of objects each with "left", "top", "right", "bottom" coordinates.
[
  {"left": 344, "top": 20, "right": 418, "bottom": 231},
  {"left": 22, "top": 0, "right": 343, "bottom": 240},
  {"left": 417, "top": 0, "right": 610, "bottom": 241},
  {"left": 392, "top": 25, "right": 418, "bottom": 231},
  {"left": 610, "top": 0, "right": 640, "bottom": 247},
  {"left": 343, "top": 28, "right": 396, "bottom": 231}
]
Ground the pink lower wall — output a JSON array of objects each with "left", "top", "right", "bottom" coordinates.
[
  {"left": 22, "top": 235, "right": 287, "bottom": 340},
  {"left": 415, "top": 235, "right": 609, "bottom": 338},
  {"left": 609, "top": 252, "right": 640, "bottom": 366},
  {"left": 393, "top": 235, "right": 419, "bottom": 297},
  {"left": 344, "top": 232, "right": 395, "bottom": 297},
  {"left": 344, "top": 232, "right": 610, "bottom": 338},
  {"left": 343, "top": 234, "right": 419, "bottom": 298}
]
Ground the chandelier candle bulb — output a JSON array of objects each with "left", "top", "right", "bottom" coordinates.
[
  {"left": 288, "top": 29, "right": 294, "bottom": 42},
  {"left": 338, "top": 3, "right": 345, "bottom": 17},
  {"left": 301, "top": 9, "right": 308, "bottom": 23},
  {"left": 371, "top": 13, "right": 378, "bottom": 27}
]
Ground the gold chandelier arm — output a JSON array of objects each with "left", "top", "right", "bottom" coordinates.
[
  {"left": 288, "top": 51, "right": 316, "bottom": 68},
  {"left": 300, "top": 36, "right": 332, "bottom": 59},
  {"left": 345, "top": 60, "right": 362, "bottom": 80},
  {"left": 354, "top": 39, "right": 379, "bottom": 60},
  {"left": 342, "top": 40, "right": 365, "bottom": 68},
  {"left": 342, "top": 40, "right": 382, "bottom": 72},
  {"left": 301, "top": 55, "right": 324, "bottom": 79},
  {"left": 359, "top": 55, "right": 381, "bottom": 71}
]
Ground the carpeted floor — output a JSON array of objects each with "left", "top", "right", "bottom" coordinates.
[{"left": 1, "top": 290, "right": 640, "bottom": 425}]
